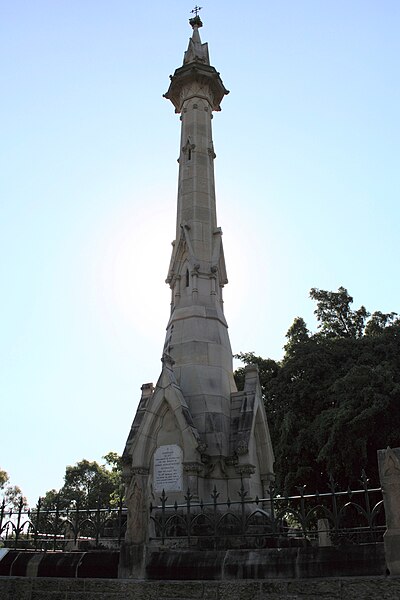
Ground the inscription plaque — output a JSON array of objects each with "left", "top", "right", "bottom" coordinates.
[{"left": 154, "top": 444, "right": 183, "bottom": 492}]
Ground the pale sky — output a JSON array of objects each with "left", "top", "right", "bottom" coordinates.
[{"left": 1, "top": 0, "right": 399, "bottom": 506}]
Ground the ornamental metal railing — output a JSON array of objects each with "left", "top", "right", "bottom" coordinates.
[
  {"left": 0, "top": 472, "right": 385, "bottom": 551},
  {"left": 0, "top": 496, "right": 127, "bottom": 551},
  {"left": 149, "top": 471, "right": 385, "bottom": 549}
]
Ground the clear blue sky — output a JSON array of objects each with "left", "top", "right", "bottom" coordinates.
[{"left": 1, "top": 1, "right": 399, "bottom": 505}]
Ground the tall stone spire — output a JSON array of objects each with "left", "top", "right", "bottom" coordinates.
[
  {"left": 163, "top": 16, "right": 234, "bottom": 458},
  {"left": 183, "top": 14, "right": 210, "bottom": 65},
  {"left": 121, "top": 19, "right": 274, "bottom": 576}
]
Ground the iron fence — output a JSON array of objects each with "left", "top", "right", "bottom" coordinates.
[
  {"left": 0, "top": 496, "right": 127, "bottom": 551},
  {"left": 149, "top": 471, "right": 385, "bottom": 549},
  {"left": 0, "top": 472, "right": 385, "bottom": 551}
]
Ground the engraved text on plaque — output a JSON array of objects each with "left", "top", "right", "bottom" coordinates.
[{"left": 153, "top": 444, "right": 183, "bottom": 492}]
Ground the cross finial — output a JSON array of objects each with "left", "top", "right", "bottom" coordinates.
[
  {"left": 189, "top": 5, "right": 203, "bottom": 28},
  {"left": 191, "top": 5, "right": 202, "bottom": 17}
]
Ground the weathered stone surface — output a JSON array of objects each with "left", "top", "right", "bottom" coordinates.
[
  {"left": 32, "top": 580, "right": 61, "bottom": 592},
  {"left": 31, "top": 593, "right": 66, "bottom": 600},
  {"left": 341, "top": 577, "right": 400, "bottom": 600},
  {"left": 218, "top": 581, "right": 260, "bottom": 600},
  {"left": 202, "top": 583, "right": 219, "bottom": 599},
  {"left": 0, "top": 577, "right": 32, "bottom": 600},
  {"left": 224, "top": 549, "right": 297, "bottom": 580},
  {"left": 291, "top": 597, "right": 337, "bottom": 600},
  {"left": 144, "top": 545, "right": 386, "bottom": 581},
  {"left": 119, "top": 542, "right": 146, "bottom": 579},
  {"left": 84, "top": 580, "right": 125, "bottom": 593},
  {"left": 260, "top": 580, "right": 288, "bottom": 594},
  {"left": 155, "top": 582, "right": 204, "bottom": 598},
  {"left": 378, "top": 447, "right": 400, "bottom": 575},
  {"left": 59, "top": 580, "right": 85, "bottom": 592},
  {"left": 287, "top": 579, "right": 341, "bottom": 596},
  {"left": 260, "top": 596, "right": 298, "bottom": 600},
  {"left": 146, "top": 550, "right": 225, "bottom": 580},
  {"left": 70, "top": 594, "right": 126, "bottom": 600},
  {"left": 5, "top": 575, "right": 400, "bottom": 600},
  {"left": 295, "top": 545, "right": 386, "bottom": 579},
  {"left": 76, "top": 552, "right": 119, "bottom": 579}
]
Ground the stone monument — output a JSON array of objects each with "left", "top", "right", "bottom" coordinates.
[
  {"left": 378, "top": 447, "right": 400, "bottom": 575},
  {"left": 120, "top": 13, "right": 274, "bottom": 577}
]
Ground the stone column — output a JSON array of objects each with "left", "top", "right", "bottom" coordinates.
[
  {"left": 261, "top": 472, "right": 275, "bottom": 513},
  {"left": 378, "top": 447, "right": 400, "bottom": 575},
  {"left": 119, "top": 467, "right": 150, "bottom": 578},
  {"left": 191, "top": 266, "right": 199, "bottom": 302},
  {"left": 210, "top": 268, "right": 217, "bottom": 296},
  {"left": 235, "top": 464, "right": 256, "bottom": 498},
  {"left": 174, "top": 275, "right": 181, "bottom": 304},
  {"left": 183, "top": 462, "right": 203, "bottom": 499},
  {"left": 261, "top": 472, "right": 275, "bottom": 499},
  {"left": 318, "top": 518, "right": 332, "bottom": 547}
]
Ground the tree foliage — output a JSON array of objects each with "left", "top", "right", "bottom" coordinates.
[
  {"left": 234, "top": 287, "right": 400, "bottom": 494},
  {"left": 40, "top": 453, "right": 123, "bottom": 509},
  {"left": 0, "top": 470, "right": 8, "bottom": 490},
  {"left": 310, "top": 286, "right": 369, "bottom": 339},
  {"left": 0, "top": 469, "right": 27, "bottom": 509}
]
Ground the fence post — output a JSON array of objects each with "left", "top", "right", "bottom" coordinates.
[
  {"left": 328, "top": 474, "right": 339, "bottom": 538},
  {"left": 14, "top": 497, "right": 24, "bottom": 549},
  {"left": 297, "top": 485, "right": 307, "bottom": 537},
  {"left": 378, "top": 447, "right": 400, "bottom": 575},
  {"left": 211, "top": 486, "right": 219, "bottom": 549},
  {"left": 268, "top": 482, "right": 277, "bottom": 534},
  {"left": 53, "top": 496, "right": 61, "bottom": 551},
  {"left": 117, "top": 494, "right": 124, "bottom": 545},
  {"left": 239, "top": 478, "right": 247, "bottom": 535},
  {"left": 0, "top": 499, "right": 5, "bottom": 537},
  {"left": 95, "top": 497, "right": 101, "bottom": 547},
  {"left": 160, "top": 490, "right": 167, "bottom": 545},
  {"left": 33, "top": 498, "right": 42, "bottom": 550},
  {"left": 185, "top": 488, "right": 193, "bottom": 546},
  {"left": 360, "top": 469, "right": 374, "bottom": 532},
  {"left": 73, "top": 500, "right": 80, "bottom": 546}
]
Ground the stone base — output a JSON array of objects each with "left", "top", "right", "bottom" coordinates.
[
  {"left": 118, "top": 542, "right": 146, "bottom": 579},
  {"left": 145, "top": 544, "right": 386, "bottom": 580},
  {"left": 0, "top": 543, "right": 387, "bottom": 581},
  {"left": 0, "top": 550, "right": 119, "bottom": 578},
  {"left": 384, "top": 529, "right": 400, "bottom": 575},
  {"left": 1, "top": 575, "right": 400, "bottom": 599}
]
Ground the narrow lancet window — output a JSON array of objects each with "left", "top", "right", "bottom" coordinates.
[
  {"left": 188, "top": 148, "right": 192, "bottom": 161},
  {"left": 185, "top": 269, "right": 190, "bottom": 287}
]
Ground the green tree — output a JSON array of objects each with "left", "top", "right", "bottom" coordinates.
[
  {"left": 40, "top": 453, "right": 123, "bottom": 509},
  {"left": 234, "top": 288, "right": 400, "bottom": 494},
  {"left": 0, "top": 470, "right": 8, "bottom": 490},
  {"left": 0, "top": 469, "right": 27, "bottom": 510},
  {"left": 283, "top": 316, "right": 310, "bottom": 359},
  {"left": 310, "top": 286, "right": 369, "bottom": 338},
  {"left": 102, "top": 452, "right": 124, "bottom": 506},
  {"left": 364, "top": 311, "right": 399, "bottom": 336}
]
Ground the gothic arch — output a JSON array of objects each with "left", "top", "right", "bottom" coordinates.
[{"left": 129, "top": 369, "right": 200, "bottom": 471}]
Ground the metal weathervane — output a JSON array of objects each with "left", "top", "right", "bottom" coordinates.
[{"left": 191, "top": 5, "right": 202, "bottom": 18}]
